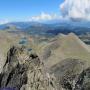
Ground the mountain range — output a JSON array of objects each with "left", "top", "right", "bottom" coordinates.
[
  {"left": 1, "top": 20, "right": 90, "bottom": 36},
  {"left": 0, "top": 32, "right": 90, "bottom": 90}
]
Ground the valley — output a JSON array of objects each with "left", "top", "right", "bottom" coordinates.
[{"left": 0, "top": 22, "right": 90, "bottom": 90}]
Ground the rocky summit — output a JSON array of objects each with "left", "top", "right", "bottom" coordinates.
[
  {"left": 0, "top": 45, "right": 90, "bottom": 90},
  {"left": 0, "top": 46, "right": 57, "bottom": 90}
]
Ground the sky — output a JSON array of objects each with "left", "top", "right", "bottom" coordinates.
[
  {"left": 0, "top": 0, "right": 63, "bottom": 22},
  {"left": 0, "top": 0, "right": 90, "bottom": 24}
]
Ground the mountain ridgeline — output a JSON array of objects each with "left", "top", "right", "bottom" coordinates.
[
  {"left": 0, "top": 33, "right": 90, "bottom": 90},
  {"left": 0, "top": 46, "right": 57, "bottom": 90},
  {"left": 0, "top": 21, "right": 90, "bottom": 90},
  {"left": 0, "top": 21, "right": 90, "bottom": 36}
]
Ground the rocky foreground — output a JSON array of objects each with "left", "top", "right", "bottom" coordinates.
[
  {"left": 0, "top": 46, "right": 90, "bottom": 90},
  {"left": 0, "top": 46, "right": 57, "bottom": 90}
]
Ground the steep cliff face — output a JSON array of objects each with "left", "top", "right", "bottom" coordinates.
[
  {"left": 75, "top": 67, "right": 90, "bottom": 90},
  {"left": 0, "top": 45, "right": 90, "bottom": 90},
  {"left": 50, "top": 58, "right": 87, "bottom": 90},
  {"left": 0, "top": 46, "right": 58, "bottom": 90}
]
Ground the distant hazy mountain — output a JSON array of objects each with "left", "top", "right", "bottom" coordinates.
[
  {"left": 0, "top": 22, "right": 48, "bottom": 30},
  {"left": 0, "top": 20, "right": 90, "bottom": 36}
]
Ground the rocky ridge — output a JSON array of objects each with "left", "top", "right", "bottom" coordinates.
[
  {"left": 0, "top": 46, "right": 58, "bottom": 90},
  {"left": 0, "top": 44, "right": 90, "bottom": 90}
]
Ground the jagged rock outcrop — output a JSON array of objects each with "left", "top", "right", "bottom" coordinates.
[
  {"left": 0, "top": 46, "right": 58, "bottom": 90},
  {"left": 50, "top": 58, "right": 87, "bottom": 90},
  {"left": 75, "top": 67, "right": 90, "bottom": 90},
  {"left": 0, "top": 45, "right": 89, "bottom": 90}
]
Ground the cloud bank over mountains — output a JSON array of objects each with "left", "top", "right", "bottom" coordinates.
[
  {"left": 29, "top": 12, "right": 62, "bottom": 21},
  {"left": 60, "top": 0, "right": 90, "bottom": 20},
  {"left": 30, "top": 0, "right": 90, "bottom": 21},
  {"left": 1, "top": 0, "right": 90, "bottom": 23}
]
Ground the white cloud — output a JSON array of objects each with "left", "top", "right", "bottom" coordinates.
[
  {"left": 60, "top": 0, "right": 90, "bottom": 20},
  {"left": 0, "top": 20, "right": 9, "bottom": 24},
  {"left": 29, "top": 12, "right": 62, "bottom": 21}
]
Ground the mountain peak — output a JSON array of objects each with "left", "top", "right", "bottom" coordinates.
[
  {"left": 0, "top": 46, "right": 58, "bottom": 90},
  {"left": 68, "top": 32, "right": 77, "bottom": 37}
]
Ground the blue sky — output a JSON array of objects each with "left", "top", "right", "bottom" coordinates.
[{"left": 0, "top": 0, "right": 64, "bottom": 21}]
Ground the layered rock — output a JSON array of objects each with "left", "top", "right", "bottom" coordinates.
[
  {"left": 0, "top": 46, "right": 57, "bottom": 90},
  {"left": 75, "top": 67, "right": 90, "bottom": 90},
  {"left": 0, "top": 45, "right": 90, "bottom": 90},
  {"left": 50, "top": 58, "right": 87, "bottom": 90}
]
